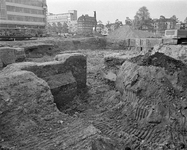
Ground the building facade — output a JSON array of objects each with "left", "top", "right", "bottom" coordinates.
[
  {"left": 77, "top": 11, "right": 97, "bottom": 35},
  {"left": 47, "top": 10, "right": 77, "bottom": 34},
  {"left": 0, "top": 0, "right": 47, "bottom": 29},
  {"left": 153, "top": 18, "right": 177, "bottom": 35},
  {"left": 47, "top": 10, "right": 77, "bottom": 25}
]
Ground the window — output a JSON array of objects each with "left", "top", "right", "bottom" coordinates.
[
  {"left": 24, "top": 8, "right": 30, "bottom": 13},
  {"left": 7, "top": 14, "right": 44, "bottom": 22},
  {"left": 6, "top": 0, "right": 43, "bottom": 7},
  {"left": 0, "top": 9, "right": 6, "bottom": 19},
  {"left": 7, "top": 5, "right": 43, "bottom": 15}
]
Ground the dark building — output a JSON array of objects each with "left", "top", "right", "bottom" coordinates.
[
  {"left": 153, "top": 17, "right": 177, "bottom": 35},
  {"left": 77, "top": 11, "right": 97, "bottom": 35}
]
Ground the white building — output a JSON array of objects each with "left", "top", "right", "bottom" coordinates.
[
  {"left": 0, "top": 0, "right": 47, "bottom": 29},
  {"left": 47, "top": 10, "right": 77, "bottom": 25}
]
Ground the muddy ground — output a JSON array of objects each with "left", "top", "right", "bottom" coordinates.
[
  {"left": 2, "top": 37, "right": 187, "bottom": 150},
  {"left": 0, "top": 42, "right": 130, "bottom": 150}
]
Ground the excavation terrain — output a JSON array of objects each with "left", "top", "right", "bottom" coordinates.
[{"left": 0, "top": 35, "right": 187, "bottom": 150}]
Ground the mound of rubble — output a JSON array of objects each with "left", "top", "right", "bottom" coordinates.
[
  {"left": 101, "top": 51, "right": 187, "bottom": 149},
  {"left": 152, "top": 44, "right": 187, "bottom": 63},
  {"left": 107, "top": 25, "right": 157, "bottom": 41}
]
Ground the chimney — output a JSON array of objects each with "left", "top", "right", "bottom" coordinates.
[{"left": 94, "top": 11, "right": 97, "bottom": 31}]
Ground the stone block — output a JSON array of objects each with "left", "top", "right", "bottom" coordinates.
[
  {"left": 5, "top": 61, "right": 77, "bottom": 110},
  {"left": 129, "top": 39, "right": 136, "bottom": 47},
  {"left": 135, "top": 38, "right": 141, "bottom": 47},
  {"left": 141, "top": 38, "right": 151, "bottom": 47},
  {"left": 47, "top": 71, "right": 77, "bottom": 109},
  {"left": 0, "top": 47, "right": 26, "bottom": 67},
  {"left": 4, "top": 53, "right": 87, "bottom": 110},
  {"left": 118, "top": 39, "right": 129, "bottom": 48},
  {"left": 55, "top": 53, "right": 87, "bottom": 89},
  {"left": 148, "top": 38, "right": 162, "bottom": 47},
  {"left": 0, "top": 47, "right": 16, "bottom": 66},
  {"left": 162, "top": 38, "right": 178, "bottom": 45},
  {"left": 0, "top": 70, "right": 60, "bottom": 139},
  {"left": 14, "top": 47, "right": 26, "bottom": 62},
  {"left": 22, "top": 43, "right": 54, "bottom": 58}
]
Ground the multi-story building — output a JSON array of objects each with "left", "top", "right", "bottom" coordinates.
[
  {"left": 153, "top": 17, "right": 177, "bottom": 35},
  {"left": 77, "top": 11, "right": 97, "bottom": 35},
  {"left": 47, "top": 10, "right": 77, "bottom": 34},
  {"left": 0, "top": 0, "right": 47, "bottom": 29},
  {"left": 47, "top": 10, "right": 77, "bottom": 25}
]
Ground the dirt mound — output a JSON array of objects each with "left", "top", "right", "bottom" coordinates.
[
  {"left": 128, "top": 52, "right": 187, "bottom": 92},
  {"left": 115, "top": 61, "right": 187, "bottom": 149},
  {"left": 152, "top": 44, "right": 187, "bottom": 63},
  {"left": 107, "top": 25, "right": 156, "bottom": 41}
]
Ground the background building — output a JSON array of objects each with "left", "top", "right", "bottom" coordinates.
[
  {"left": 77, "top": 11, "right": 97, "bottom": 35},
  {"left": 47, "top": 10, "right": 77, "bottom": 34},
  {"left": 47, "top": 10, "right": 77, "bottom": 25},
  {"left": 0, "top": 0, "right": 47, "bottom": 29},
  {"left": 153, "top": 17, "right": 177, "bottom": 35}
]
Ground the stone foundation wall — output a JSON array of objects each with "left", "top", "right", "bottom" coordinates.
[
  {"left": 0, "top": 47, "right": 26, "bottom": 68},
  {"left": 3, "top": 53, "right": 87, "bottom": 110},
  {"left": 0, "top": 70, "right": 60, "bottom": 140}
]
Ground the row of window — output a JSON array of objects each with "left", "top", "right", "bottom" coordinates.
[
  {"left": 0, "top": 9, "right": 6, "bottom": 19},
  {"left": 6, "top": 0, "right": 44, "bottom": 7},
  {"left": 0, "top": 0, "right": 6, "bottom": 10},
  {"left": 0, "top": 23, "right": 45, "bottom": 29},
  {"left": 8, "top": 15, "right": 45, "bottom": 22},
  {"left": 6, "top": 5, "right": 44, "bottom": 15}
]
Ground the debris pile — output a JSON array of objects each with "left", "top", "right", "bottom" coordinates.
[
  {"left": 100, "top": 51, "right": 187, "bottom": 149},
  {"left": 107, "top": 25, "right": 157, "bottom": 41},
  {"left": 152, "top": 44, "right": 187, "bottom": 63}
]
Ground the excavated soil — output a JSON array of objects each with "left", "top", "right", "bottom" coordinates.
[
  {"left": 1, "top": 39, "right": 187, "bottom": 150},
  {"left": 0, "top": 48, "right": 129, "bottom": 150},
  {"left": 129, "top": 52, "right": 187, "bottom": 92}
]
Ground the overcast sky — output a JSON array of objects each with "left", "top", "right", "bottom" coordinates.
[{"left": 47, "top": 0, "right": 187, "bottom": 24}]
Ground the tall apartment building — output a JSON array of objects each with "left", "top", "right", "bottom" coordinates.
[
  {"left": 153, "top": 18, "right": 177, "bottom": 35},
  {"left": 47, "top": 10, "right": 77, "bottom": 25},
  {"left": 0, "top": 0, "right": 47, "bottom": 29},
  {"left": 77, "top": 11, "right": 97, "bottom": 35}
]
